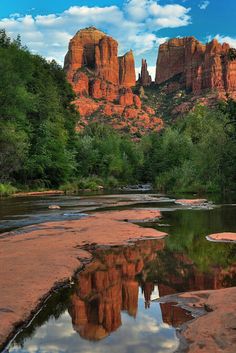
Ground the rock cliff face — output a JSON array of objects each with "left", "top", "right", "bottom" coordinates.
[
  {"left": 155, "top": 37, "right": 236, "bottom": 98},
  {"left": 64, "top": 27, "right": 163, "bottom": 136},
  {"left": 64, "top": 27, "right": 136, "bottom": 101},
  {"left": 64, "top": 27, "right": 135, "bottom": 88},
  {"left": 119, "top": 50, "right": 136, "bottom": 87},
  {"left": 138, "top": 59, "right": 152, "bottom": 87}
]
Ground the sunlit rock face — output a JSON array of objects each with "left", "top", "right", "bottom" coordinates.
[
  {"left": 64, "top": 27, "right": 136, "bottom": 101},
  {"left": 119, "top": 50, "right": 136, "bottom": 88},
  {"left": 64, "top": 27, "right": 163, "bottom": 136},
  {"left": 155, "top": 37, "right": 236, "bottom": 99}
]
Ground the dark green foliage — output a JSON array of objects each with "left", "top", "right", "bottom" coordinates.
[
  {"left": 0, "top": 30, "right": 79, "bottom": 187},
  {"left": 227, "top": 48, "right": 236, "bottom": 61},
  {"left": 219, "top": 96, "right": 236, "bottom": 139},
  {"left": 74, "top": 123, "right": 144, "bottom": 184},
  {"left": 143, "top": 105, "right": 236, "bottom": 193}
]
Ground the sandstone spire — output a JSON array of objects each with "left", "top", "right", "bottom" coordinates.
[
  {"left": 139, "top": 59, "right": 152, "bottom": 86},
  {"left": 119, "top": 50, "right": 136, "bottom": 87}
]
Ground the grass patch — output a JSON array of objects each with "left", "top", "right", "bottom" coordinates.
[{"left": 0, "top": 183, "right": 17, "bottom": 196}]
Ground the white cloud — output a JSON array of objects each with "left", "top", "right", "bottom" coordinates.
[
  {"left": 199, "top": 1, "right": 210, "bottom": 10},
  {"left": 213, "top": 34, "right": 236, "bottom": 48},
  {"left": 0, "top": 1, "right": 191, "bottom": 66}
]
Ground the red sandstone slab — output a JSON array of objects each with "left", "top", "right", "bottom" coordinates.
[
  {"left": 180, "top": 288, "right": 236, "bottom": 353},
  {"left": 13, "top": 190, "right": 64, "bottom": 197},
  {"left": 156, "top": 286, "right": 236, "bottom": 353}
]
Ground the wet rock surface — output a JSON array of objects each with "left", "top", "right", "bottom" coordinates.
[{"left": 156, "top": 287, "right": 236, "bottom": 353}]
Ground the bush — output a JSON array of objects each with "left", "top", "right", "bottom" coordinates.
[
  {"left": 0, "top": 183, "right": 17, "bottom": 196},
  {"left": 60, "top": 177, "right": 104, "bottom": 194}
]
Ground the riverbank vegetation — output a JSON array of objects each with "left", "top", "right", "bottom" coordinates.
[{"left": 1, "top": 30, "right": 236, "bottom": 195}]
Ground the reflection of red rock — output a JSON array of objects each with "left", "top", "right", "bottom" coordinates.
[
  {"left": 155, "top": 37, "right": 236, "bottom": 99},
  {"left": 142, "top": 282, "right": 155, "bottom": 309},
  {"left": 159, "top": 254, "right": 236, "bottom": 295},
  {"left": 69, "top": 240, "right": 164, "bottom": 340},
  {"left": 122, "top": 280, "right": 139, "bottom": 317},
  {"left": 160, "top": 302, "right": 191, "bottom": 327},
  {"left": 68, "top": 237, "right": 236, "bottom": 342},
  {"left": 157, "top": 256, "right": 236, "bottom": 328}
]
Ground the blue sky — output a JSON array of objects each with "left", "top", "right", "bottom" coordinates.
[{"left": 0, "top": 1, "right": 235, "bottom": 78}]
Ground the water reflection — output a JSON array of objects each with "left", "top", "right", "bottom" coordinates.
[
  {"left": 8, "top": 236, "right": 236, "bottom": 353},
  {"left": 69, "top": 240, "right": 166, "bottom": 341}
]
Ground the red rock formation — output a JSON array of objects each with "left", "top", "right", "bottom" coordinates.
[
  {"left": 119, "top": 50, "right": 136, "bottom": 87},
  {"left": 73, "top": 97, "right": 101, "bottom": 118},
  {"left": 70, "top": 71, "right": 89, "bottom": 96},
  {"left": 89, "top": 79, "right": 119, "bottom": 101},
  {"left": 64, "top": 27, "right": 118, "bottom": 85},
  {"left": 95, "top": 36, "right": 119, "bottom": 85},
  {"left": 155, "top": 37, "right": 236, "bottom": 98},
  {"left": 119, "top": 88, "right": 141, "bottom": 108},
  {"left": 64, "top": 27, "right": 164, "bottom": 135},
  {"left": 65, "top": 27, "right": 135, "bottom": 94},
  {"left": 138, "top": 59, "right": 152, "bottom": 87},
  {"left": 133, "top": 95, "right": 142, "bottom": 109}
]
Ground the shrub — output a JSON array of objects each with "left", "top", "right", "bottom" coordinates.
[{"left": 0, "top": 183, "right": 17, "bottom": 196}]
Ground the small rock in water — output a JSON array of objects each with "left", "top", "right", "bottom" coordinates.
[
  {"left": 48, "top": 205, "right": 61, "bottom": 210},
  {"left": 207, "top": 232, "right": 236, "bottom": 242},
  {"left": 175, "top": 199, "right": 209, "bottom": 207}
]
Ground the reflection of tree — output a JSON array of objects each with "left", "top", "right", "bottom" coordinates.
[
  {"left": 140, "top": 208, "right": 236, "bottom": 272},
  {"left": 142, "top": 248, "right": 236, "bottom": 294}
]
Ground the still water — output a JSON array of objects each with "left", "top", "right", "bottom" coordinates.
[{"left": 1, "top": 194, "right": 236, "bottom": 353}]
